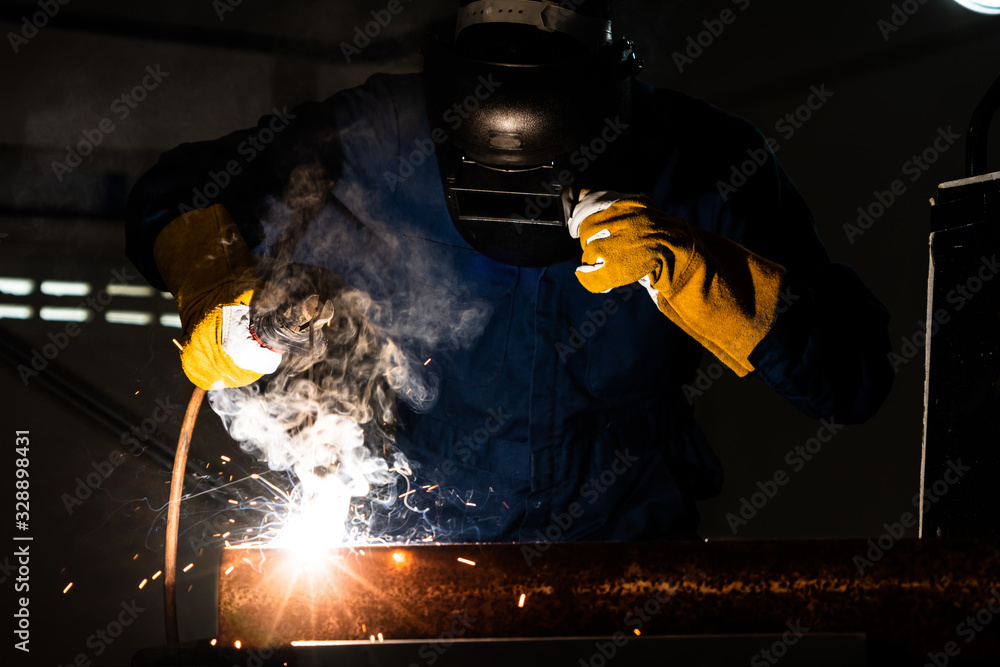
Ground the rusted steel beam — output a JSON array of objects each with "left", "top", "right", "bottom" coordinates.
[{"left": 218, "top": 539, "right": 1000, "bottom": 662}]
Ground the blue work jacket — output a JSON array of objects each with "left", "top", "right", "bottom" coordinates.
[{"left": 126, "top": 73, "right": 893, "bottom": 543}]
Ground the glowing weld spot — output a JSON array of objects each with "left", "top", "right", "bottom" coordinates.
[{"left": 457, "top": 557, "right": 476, "bottom": 566}]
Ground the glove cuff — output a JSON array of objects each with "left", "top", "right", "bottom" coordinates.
[
  {"left": 651, "top": 229, "right": 786, "bottom": 377},
  {"left": 153, "top": 204, "right": 263, "bottom": 335}
]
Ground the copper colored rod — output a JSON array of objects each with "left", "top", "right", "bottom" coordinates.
[{"left": 164, "top": 386, "right": 206, "bottom": 644}]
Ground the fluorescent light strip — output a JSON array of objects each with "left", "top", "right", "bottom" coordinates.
[
  {"left": 159, "top": 313, "right": 182, "bottom": 328},
  {"left": 0, "top": 278, "right": 35, "bottom": 296},
  {"left": 40, "top": 281, "right": 91, "bottom": 297},
  {"left": 39, "top": 307, "right": 90, "bottom": 322},
  {"left": 0, "top": 304, "right": 33, "bottom": 319},
  {"left": 106, "top": 284, "right": 156, "bottom": 297},
  {"left": 105, "top": 311, "right": 154, "bottom": 325}
]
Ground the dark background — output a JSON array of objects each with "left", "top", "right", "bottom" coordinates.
[{"left": 1, "top": 1, "right": 998, "bottom": 664}]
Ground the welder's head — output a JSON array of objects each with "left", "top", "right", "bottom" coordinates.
[{"left": 424, "top": 0, "right": 639, "bottom": 267}]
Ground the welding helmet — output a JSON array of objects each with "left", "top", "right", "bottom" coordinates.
[{"left": 423, "top": 0, "right": 641, "bottom": 267}]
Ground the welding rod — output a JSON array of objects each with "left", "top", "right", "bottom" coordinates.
[{"left": 163, "top": 385, "right": 205, "bottom": 645}]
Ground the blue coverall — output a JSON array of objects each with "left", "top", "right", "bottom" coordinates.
[{"left": 126, "top": 73, "right": 893, "bottom": 542}]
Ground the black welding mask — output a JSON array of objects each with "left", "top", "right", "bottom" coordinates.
[{"left": 423, "top": 0, "right": 640, "bottom": 267}]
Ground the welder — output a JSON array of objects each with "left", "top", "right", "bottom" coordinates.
[{"left": 125, "top": 0, "right": 894, "bottom": 541}]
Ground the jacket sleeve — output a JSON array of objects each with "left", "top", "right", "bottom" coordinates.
[
  {"left": 648, "top": 90, "right": 893, "bottom": 424},
  {"left": 738, "top": 162, "right": 893, "bottom": 425},
  {"left": 123, "top": 68, "right": 413, "bottom": 292}
]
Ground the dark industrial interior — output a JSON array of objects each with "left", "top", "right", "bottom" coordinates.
[{"left": 2, "top": 1, "right": 1000, "bottom": 665}]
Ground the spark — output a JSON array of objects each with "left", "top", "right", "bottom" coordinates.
[
  {"left": 133, "top": 553, "right": 139, "bottom": 560},
  {"left": 424, "top": 358, "right": 431, "bottom": 365},
  {"left": 518, "top": 593, "right": 526, "bottom": 608},
  {"left": 235, "top": 640, "right": 242, "bottom": 649},
  {"left": 377, "top": 633, "right": 384, "bottom": 643},
  {"left": 134, "top": 390, "right": 139, "bottom": 395},
  {"left": 171, "top": 338, "right": 183, "bottom": 351},
  {"left": 182, "top": 563, "right": 194, "bottom": 573},
  {"left": 210, "top": 639, "right": 217, "bottom": 646},
  {"left": 398, "top": 489, "right": 416, "bottom": 498},
  {"left": 457, "top": 557, "right": 476, "bottom": 566},
  {"left": 152, "top": 571, "right": 162, "bottom": 580},
  {"left": 139, "top": 579, "right": 148, "bottom": 589},
  {"left": 228, "top": 499, "right": 239, "bottom": 505},
  {"left": 225, "top": 566, "right": 235, "bottom": 575},
  {"left": 221, "top": 455, "right": 231, "bottom": 462},
  {"left": 369, "top": 635, "right": 375, "bottom": 643},
  {"left": 222, "top": 531, "right": 231, "bottom": 538},
  {"left": 62, "top": 582, "right": 73, "bottom": 594},
  {"left": 424, "top": 485, "right": 439, "bottom": 491},
  {"left": 392, "top": 551, "right": 405, "bottom": 564},
  {"left": 633, "top": 629, "right": 641, "bottom": 636},
  {"left": 466, "top": 502, "right": 477, "bottom": 507}
]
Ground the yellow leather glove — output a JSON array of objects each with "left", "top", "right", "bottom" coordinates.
[
  {"left": 568, "top": 190, "right": 786, "bottom": 377},
  {"left": 153, "top": 204, "right": 282, "bottom": 390}
]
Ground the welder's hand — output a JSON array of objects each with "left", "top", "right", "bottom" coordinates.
[
  {"left": 153, "top": 204, "right": 282, "bottom": 390},
  {"left": 567, "top": 190, "right": 786, "bottom": 376}
]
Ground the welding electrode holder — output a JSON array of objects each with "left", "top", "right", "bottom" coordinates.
[{"left": 249, "top": 293, "right": 335, "bottom": 375}]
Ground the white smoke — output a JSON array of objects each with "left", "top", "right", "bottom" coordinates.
[{"left": 207, "top": 164, "right": 492, "bottom": 548}]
